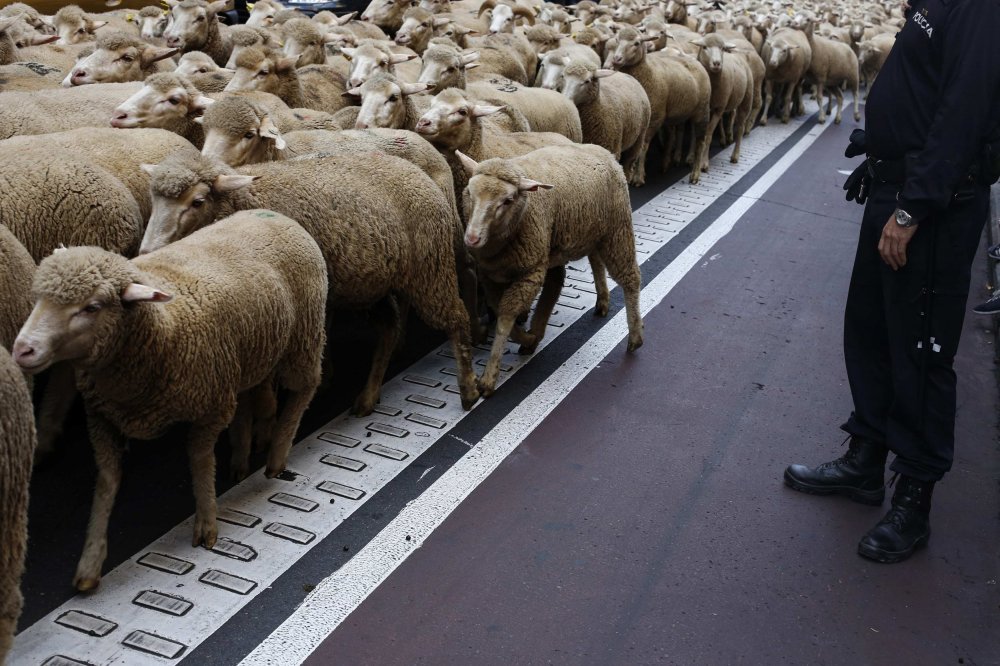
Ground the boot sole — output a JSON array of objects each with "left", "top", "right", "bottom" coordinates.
[
  {"left": 857, "top": 532, "right": 929, "bottom": 563},
  {"left": 783, "top": 469, "right": 885, "bottom": 506}
]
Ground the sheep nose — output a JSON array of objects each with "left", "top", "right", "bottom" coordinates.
[
  {"left": 72, "top": 69, "right": 86, "bottom": 80},
  {"left": 464, "top": 232, "right": 480, "bottom": 247},
  {"left": 612, "top": 55, "right": 623, "bottom": 65},
  {"left": 395, "top": 34, "right": 409, "bottom": 44},
  {"left": 166, "top": 35, "right": 180, "bottom": 47},
  {"left": 415, "top": 118, "right": 431, "bottom": 131},
  {"left": 12, "top": 340, "right": 36, "bottom": 366}
]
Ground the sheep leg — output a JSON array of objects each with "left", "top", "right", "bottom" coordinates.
[
  {"left": 701, "top": 111, "right": 723, "bottom": 174},
  {"left": 352, "top": 297, "right": 402, "bottom": 416},
  {"left": 731, "top": 94, "right": 752, "bottom": 164},
  {"left": 252, "top": 381, "right": 278, "bottom": 454},
  {"left": 599, "top": 241, "right": 644, "bottom": 353},
  {"left": 852, "top": 79, "right": 861, "bottom": 121},
  {"left": 33, "top": 363, "right": 77, "bottom": 465},
  {"left": 794, "top": 82, "right": 806, "bottom": 117},
  {"left": 478, "top": 270, "right": 545, "bottom": 397},
  {"left": 816, "top": 82, "right": 827, "bottom": 123},
  {"left": 228, "top": 392, "right": 254, "bottom": 482},
  {"left": 265, "top": 385, "right": 317, "bottom": 478},
  {"left": 187, "top": 417, "right": 227, "bottom": 549},
  {"left": 590, "top": 256, "right": 610, "bottom": 317},
  {"left": 661, "top": 127, "right": 676, "bottom": 173},
  {"left": 408, "top": 277, "right": 480, "bottom": 409},
  {"left": 833, "top": 85, "right": 844, "bottom": 124},
  {"left": 761, "top": 80, "right": 773, "bottom": 126},
  {"left": 73, "top": 413, "right": 125, "bottom": 591},
  {"left": 621, "top": 137, "right": 643, "bottom": 185},
  {"left": 457, "top": 250, "right": 486, "bottom": 345},
  {"left": 518, "top": 265, "right": 565, "bottom": 355},
  {"left": 688, "top": 123, "right": 708, "bottom": 184},
  {"left": 780, "top": 83, "right": 794, "bottom": 123}
]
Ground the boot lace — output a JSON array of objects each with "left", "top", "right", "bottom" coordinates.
[{"left": 815, "top": 435, "right": 856, "bottom": 471}]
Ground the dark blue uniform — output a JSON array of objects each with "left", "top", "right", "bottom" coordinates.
[{"left": 843, "top": 0, "right": 1000, "bottom": 481}]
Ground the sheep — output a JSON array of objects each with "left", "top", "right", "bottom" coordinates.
[
  {"left": 691, "top": 33, "right": 753, "bottom": 166},
  {"left": 395, "top": 7, "right": 448, "bottom": 55},
  {"left": 760, "top": 27, "right": 812, "bottom": 124},
  {"left": 456, "top": 147, "right": 642, "bottom": 396},
  {"left": 467, "top": 40, "right": 528, "bottom": 84},
  {"left": 478, "top": 0, "right": 535, "bottom": 35},
  {"left": 359, "top": 0, "right": 414, "bottom": 35},
  {"left": 175, "top": 51, "right": 235, "bottom": 91},
  {"left": 605, "top": 25, "right": 703, "bottom": 185},
  {"left": 0, "top": 224, "right": 34, "bottom": 352},
  {"left": 416, "top": 41, "right": 482, "bottom": 91},
  {"left": 246, "top": 0, "right": 282, "bottom": 28},
  {"left": 343, "top": 72, "right": 430, "bottom": 130},
  {"left": 467, "top": 74, "right": 583, "bottom": 141},
  {"left": 572, "top": 25, "right": 611, "bottom": 61},
  {"left": 52, "top": 5, "right": 126, "bottom": 45},
  {"left": 0, "top": 15, "right": 92, "bottom": 71},
  {"left": 226, "top": 46, "right": 352, "bottom": 115},
  {"left": 224, "top": 24, "right": 280, "bottom": 69},
  {"left": 802, "top": 23, "right": 860, "bottom": 124},
  {"left": 0, "top": 344, "right": 34, "bottom": 663},
  {"left": 163, "top": 0, "right": 233, "bottom": 67},
  {"left": 137, "top": 6, "right": 168, "bottom": 42},
  {"left": 469, "top": 31, "right": 536, "bottom": 82},
  {"left": 140, "top": 151, "right": 481, "bottom": 415},
  {"left": 524, "top": 23, "right": 564, "bottom": 56},
  {"left": 62, "top": 31, "right": 178, "bottom": 86},
  {"left": 0, "top": 2, "right": 52, "bottom": 34},
  {"left": 559, "top": 61, "right": 650, "bottom": 181},
  {"left": 280, "top": 18, "right": 335, "bottom": 66},
  {"left": 0, "top": 62, "right": 64, "bottom": 92},
  {"left": 112, "top": 72, "right": 336, "bottom": 146},
  {"left": 857, "top": 32, "right": 894, "bottom": 92},
  {"left": 414, "top": 87, "right": 574, "bottom": 197},
  {"left": 341, "top": 39, "right": 419, "bottom": 88},
  {"left": 0, "top": 81, "right": 144, "bottom": 139},
  {"left": 13, "top": 209, "right": 328, "bottom": 590},
  {"left": 533, "top": 45, "right": 602, "bottom": 88},
  {"left": 429, "top": 14, "right": 476, "bottom": 48},
  {"left": 0, "top": 13, "right": 56, "bottom": 65}
]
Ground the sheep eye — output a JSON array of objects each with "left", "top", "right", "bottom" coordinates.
[
  {"left": 421, "top": 22, "right": 428, "bottom": 27},
  {"left": 244, "top": 130, "right": 257, "bottom": 139},
  {"left": 195, "top": 15, "right": 205, "bottom": 22},
  {"left": 81, "top": 302, "right": 102, "bottom": 314},
  {"left": 191, "top": 198, "right": 205, "bottom": 208},
  {"left": 167, "top": 96, "right": 181, "bottom": 105},
  {"left": 388, "top": 94, "right": 399, "bottom": 102},
  {"left": 196, "top": 67, "right": 207, "bottom": 73},
  {"left": 76, "top": 28, "right": 87, "bottom": 34},
  {"left": 121, "top": 54, "right": 134, "bottom": 62},
  {"left": 457, "top": 107, "right": 468, "bottom": 116},
  {"left": 257, "top": 69, "right": 268, "bottom": 77},
  {"left": 446, "top": 66, "right": 455, "bottom": 72}
]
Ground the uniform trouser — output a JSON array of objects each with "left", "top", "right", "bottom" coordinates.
[{"left": 842, "top": 178, "right": 989, "bottom": 482}]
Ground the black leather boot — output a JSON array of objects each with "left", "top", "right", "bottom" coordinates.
[
  {"left": 857, "top": 475, "right": 933, "bottom": 563},
  {"left": 783, "top": 436, "right": 887, "bottom": 505}
]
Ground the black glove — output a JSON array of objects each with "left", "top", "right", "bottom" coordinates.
[
  {"left": 843, "top": 159, "right": 871, "bottom": 205},
  {"left": 845, "top": 128, "right": 867, "bottom": 158}
]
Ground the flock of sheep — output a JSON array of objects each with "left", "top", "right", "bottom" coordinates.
[{"left": 0, "top": 0, "right": 905, "bottom": 660}]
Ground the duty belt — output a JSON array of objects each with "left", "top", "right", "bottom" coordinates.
[{"left": 867, "top": 157, "right": 906, "bottom": 185}]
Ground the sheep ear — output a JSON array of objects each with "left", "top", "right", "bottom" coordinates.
[
  {"left": 207, "top": 0, "right": 229, "bottom": 14},
  {"left": 342, "top": 86, "right": 362, "bottom": 96},
  {"left": 471, "top": 103, "right": 503, "bottom": 117},
  {"left": 277, "top": 55, "right": 300, "bottom": 71},
  {"left": 140, "top": 163, "right": 157, "bottom": 175},
  {"left": 455, "top": 150, "right": 478, "bottom": 176},
  {"left": 460, "top": 50, "right": 480, "bottom": 65},
  {"left": 122, "top": 283, "right": 173, "bottom": 303},
  {"left": 594, "top": 68, "right": 615, "bottom": 78},
  {"left": 32, "top": 33, "right": 59, "bottom": 46},
  {"left": 399, "top": 81, "right": 430, "bottom": 95},
  {"left": 141, "top": 45, "right": 179, "bottom": 67},
  {"left": 88, "top": 19, "right": 109, "bottom": 30},
  {"left": 213, "top": 174, "right": 259, "bottom": 192},
  {"left": 518, "top": 178, "right": 553, "bottom": 192},
  {"left": 723, "top": 42, "right": 736, "bottom": 51},
  {"left": 390, "top": 52, "right": 417, "bottom": 64},
  {"left": 336, "top": 11, "right": 357, "bottom": 24},
  {"left": 432, "top": 16, "right": 451, "bottom": 27},
  {"left": 465, "top": 62, "right": 480, "bottom": 70},
  {"left": 259, "top": 115, "right": 286, "bottom": 149},
  {"left": 340, "top": 47, "right": 356, "bottom": 60},
  {"left": 690, "top": 37, "right": 705, "bottom": 46}
]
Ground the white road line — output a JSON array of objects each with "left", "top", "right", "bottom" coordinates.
[
  {"left": 10, "top": 113, "right": 817, "bottom": 666},
  {"left": 239, "top": 119, "right": 832, "bottom": 666}
]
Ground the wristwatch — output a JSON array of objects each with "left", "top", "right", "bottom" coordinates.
[{"left": 894, "top": 207, "right": 917, "bottom": 228}]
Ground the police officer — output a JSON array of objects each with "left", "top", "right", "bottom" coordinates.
[{"left": 784, "top": 0, "right": 1000, "bottom": 563}]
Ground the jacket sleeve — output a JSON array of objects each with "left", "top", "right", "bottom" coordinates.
[{"left": 897, "top": 1, "right": 1000, "bottom": 222}]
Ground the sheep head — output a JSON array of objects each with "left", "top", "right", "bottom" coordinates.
[
  {"left": 395, "top": 7, "right": 436, "bottom": 53},
  {"left": 224, "top": 46, "right": 299, "bottom": 95},
  {"left": 690, "top": 33, "right": 735, "bottom": 74},
  {"left": 63, "top": 31, "right": 177, "bottom": 86},
  {"left": 138, "top": 6, "right": 169, "bottom": 41},
  {"left": 414, "top": 87, "right": 501, "bottom": 150},
  {"left": 417, "top": 43, "right": 478, "bottom": 90},
  {"left": 559, "top": 61, "right": 613, "bottom": 105},
  {"left": 456, "top": 152, "right": 551, "bottom": 250},
  {"left": 111, "top": 72, "right": 214, "bottom": 129},
  {"left": 280, "top": 18, "right": 328, "bottom": 66},
  {"left": 13, "top": 248, "right": 171, "bottom": 375},
  {"left": 164, "top": 0, "right": 227, "bottom": 51},
  {"left": 347, "top": 72, "right": 429, "bottom": 130},
  {"left": 53, "top": 5, "right": 107, "bottom": 45},
  {"left": 343, "top": 39, "right": 416, "bottom": 89}
]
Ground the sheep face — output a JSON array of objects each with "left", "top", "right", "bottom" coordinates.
[
  {"left": 164, "top": 0, "right": 226, "bottom": 51},
  {"left": 343, "top": 42, "right": 415, "bottom": 89},
  {"left": 282, "top": 19, "right": 328, "bottom": 66},
  {"left": 202, "top": 121, "right": 281, "bottom": 167},
  {"left": 139, "top": 11, "right": 169, "bottom": 41},
  {"left": 638, "top": 19, "right": 667, "bottom": 51},
  {"left": 417, "top": 47, "right": 476, "bottom": 90},
  {"left": 535, "top": 51, "right": 566, "bottom": 90},
  {"left": 175, "top": 51, "right": 221, "bottom": 76},
  {"left": 63, "top": 38, "right": 177, "bottom": 86},
  {"left": 360, "top": 0, "right": 411, "bottom": 29},
  {"left": 225, "top": 50, "right": 297, "bottom": 95},
  {"left": 13, "top": 250, "right": 170, "bottom": 375},
  {"left": 414, "top": 89, "right": 501, "bottom": 149},
  {"left": 696, "top": 10, "right": 726, "bottom": 35},
  {"left": 350, "top": 75, "right": 428, "bottom": 129},
  {"left": 53, "top": 8, "right": 106, "bottom": 45},
  {"left": 395, "top": 9, "right": 435, "bottom": 52},
  {"left": 486, "top": 4, "right": 516, "bottom": 34},
  {"left": 431, "top": 20, "right": 471, "bottom": 48},
  {"left": 246, "top": 0, "right": 278, "bottom": 28},
  {"left": 549, "top": 9, "right": 571, "bottom": 34},
  {"left": 459, "top": 160, "right": 548, "bottom": 250},
  {"left": 605, "top": 29, "right": 648, "bottom": 69},
  {"left": 526, "top": 26, "right": 560, "bottom": 56},
  {"left": 111, "top": 79, "right": 213, "bottom": 129},
  {"left": 692, "top": 35, "right": 734, "bottom": 74},
  {"left": 143, "top": 180, "right": 216, "bottom": 253},
  {"left": 560, "top": 64, "right": 613, "bottom": 105},
  {"left": 765, "top": 39, "right": 797, "bottom": 70}
]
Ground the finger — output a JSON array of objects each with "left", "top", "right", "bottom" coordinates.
[{"left": 897, "top": 238, "right": 908, "bottom": 268}]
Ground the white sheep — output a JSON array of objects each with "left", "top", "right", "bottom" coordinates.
[
  {"left": 456, "top": 146, "right": 643, "bottom": 396},
  {"left": 691, "top": 33, "right": 754, "bottom": 166},
  {"left": 140, "top": 150, "right": 482, "bottom": 415},
  {"left": 163, "top": 0, "right": 233, "bottom": 66},
  {"left": 12, "top": 209, "right": 328, "bottom": 590},
  {"left": 225, "top": 46, "right": 353, "bottom": 115},
  {"left": 62, "top": 31, "right": 178, "bottom": 87},
  {"left": 760, "top": 27, "right": 812, "bottom": 124}
]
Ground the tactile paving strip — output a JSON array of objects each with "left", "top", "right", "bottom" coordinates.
[{"left": 9, "top": 115, "right": 810, "bottom": 665}]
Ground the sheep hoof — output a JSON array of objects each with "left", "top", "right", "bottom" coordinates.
[
  {"left": 74, "top": 576, "right": 100, "bottom": 592},
  {"left": 231, "top": 464, "right": 249, "bottom": 482},
  {"left": 476, "top": 377, "right": 496, "bottom": 398},
  {"left": 594, "top": 301, "right": 609, "bottom": 317},
  {"left": 460, "top": 388, "right": 481, "bottom": 410},
  {"left": 627, "top": 335, "right": 644, "bottom": 353},
  {"left": 192, "top": 520, "right": 218, "bottom": 549},
  {"left": 854, "top": 112, "right": 861, "bottom": 121},
  {"left": 350, "top": 395, "right": 377, "bottom": 417},
  {"left": 730, "top": 154, "right": 739, "bottom": 164}
]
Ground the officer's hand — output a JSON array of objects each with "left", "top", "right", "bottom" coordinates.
[{"left": 878, "top": 213, "right": 918, "bottom": 271}]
